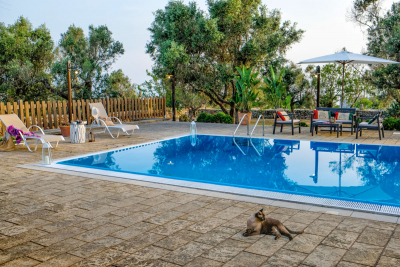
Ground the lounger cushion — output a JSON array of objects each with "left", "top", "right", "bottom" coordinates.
[
  {"left": 37, "top": 135, "right": 65, "bottom": 143},
  {"left": 276, "top": 119, "right": 300, "bottom": 124},
  {"left": 109, "top": 124, "right": 139, "bottom": 131},
  {"left": 100, "top": 117, "right": 115, "bottom": 126}
]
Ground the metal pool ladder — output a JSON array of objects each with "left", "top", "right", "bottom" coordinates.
[{"left": 232, "top": 114, "right": 265, "bottom": 138}]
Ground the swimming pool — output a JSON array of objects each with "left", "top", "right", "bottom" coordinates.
[{"left": 53, "top": 135, "right": 400, "bottom": 214}]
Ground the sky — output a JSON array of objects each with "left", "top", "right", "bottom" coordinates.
[{"left": 0, "top": 0, "right": 394, "bottom": 84}]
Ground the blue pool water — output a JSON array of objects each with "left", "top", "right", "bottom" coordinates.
[{"left": 58, "top": 135, "right": 400, "bottom": 207}]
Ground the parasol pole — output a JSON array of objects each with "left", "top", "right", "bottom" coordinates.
[{"left": 341, "top": 63, "right": 345, "bottom": 108}]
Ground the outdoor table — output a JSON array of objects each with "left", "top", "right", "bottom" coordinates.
[
  {"left": 70, "top": 122, "right": 87, "bottom": 143},
  {"left": 312, "top": 121, "right": 343, "bottom": 138}
]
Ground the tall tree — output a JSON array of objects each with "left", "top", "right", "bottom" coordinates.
[
  {"left": 0, "top": 17, "right": 55, "bottom": 102},
  {"left": 146, "top": 0, "right": 304, "bottom": 121},
  {"left": 349, "top": 0, "right": 400, "bottom": 103},
  {"left": 52, "top": 24, "right": 124, "bottom": 99}
]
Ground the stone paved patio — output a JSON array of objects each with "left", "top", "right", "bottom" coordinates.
[{"left": 1, "top": 121, "right": 400, "bottom": 267}]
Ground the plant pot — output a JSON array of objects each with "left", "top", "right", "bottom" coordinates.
[
  {"left": 60, "top": 126, "right": 70, "bottom": 137},
  {"left": 238, "top": 112, "right": 252, "bottom": 125}
]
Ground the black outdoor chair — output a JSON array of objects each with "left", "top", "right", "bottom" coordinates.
[
  {"left": 356, "top": 112, "right": 384, "bottom": 140},
  {"left": 273, "top": 110, "right": 301, "bottom": 135}
]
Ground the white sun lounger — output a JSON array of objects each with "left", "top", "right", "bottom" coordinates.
[
  {"left": 0, "top": 114, "right": 65, "bottom": 152},
  {"left": 89, "top": 102, "right": 139, "bottom": 139}
]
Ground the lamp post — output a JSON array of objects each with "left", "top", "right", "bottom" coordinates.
[
  {"left": 166, "top": 72, "right": 176, "bottom": 121},
  {"left": 315, "top": 65, "right": 321, "bottom": 108},
  {"left": 67, "top": 61, "right": 79, "bottom": 123}
]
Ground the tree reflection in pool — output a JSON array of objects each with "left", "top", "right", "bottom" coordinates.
[{"left": 58, "top": 135, "right": 400, "bottom": 206}]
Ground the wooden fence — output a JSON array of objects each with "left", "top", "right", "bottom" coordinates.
[{"left": 0, "top": 96, "right": 166, "bottom": 132}]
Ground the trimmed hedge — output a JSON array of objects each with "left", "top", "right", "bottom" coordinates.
[{"left": 197, "top": 112, "right": 233, "bottom": 124}]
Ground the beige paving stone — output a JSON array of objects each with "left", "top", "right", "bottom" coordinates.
[
  {"left": 262, "top": 249, "right": 307, "bottom": 267},
  {"left": 302, "top": 245, "right": 346, "bottom": 267},
  {"left": 172, "top": 200, "right": 209, "bottom": 213},
  {"left": 162, "top": 242, "right": 213, "bottom": 265},
  {"left": 322, "top": 229, "right": 360, "bottom": 249},
  {"left": 111, "top": 211, "right": 154, "bottom": 227},
  {"left": 336, "top": 261, "right": 366, "bottom": 267},
  {"left": 223, "top": 251, "right": 268, "bottom": 267},
  {"left": 0, "top": 256, "right": 40, "bottom": 267},
  {"left": 283, "top": 234, "right": 324, "bottom": 254},
  {"left": 113, "top": 245, "right": 170, "bottom": 267},
  {"left": 180, "top": 207, "right": 219, "bottom": 222},
  {"left": 186, "top": 217, "right": 226, "bottom": 233},
  {"left": 68, "top": 236, "right": 123, "bottom": 258},
  {"left": 145, "top": 202, "right": 182, "bottom": 215},
  {"left": 271, "top": 207, "right": 299, "bottom": 216},
  {"left": 357, "top": 227, "right": 392, "bottom": 246},
  {"left": 383, "top": 237, "right": 400, "bottom": 259},
  {"left": 37, "top": 254, "right": 82, "bottom": 267},
  {"left": 114, "top": 232, "right": 165, "bottom": 253},
  {"left": 304, "top": 219, "right": 340, "bottom": 236},
  {"left": 74, "top": 223, "right": 124, "bottom": 242},
  {"left": 32, "top": 226, "right": 86, "bottom": 246},
  {"left": 376, "top": 256, "right": 400, "bottom": 267},
  {"left": 154, "top": 229, "right": 201, "bottom": 250},
  {"left": 184, "top": 257, "right": 223, "bottom": 267},
  {"left": 45, "top": 207, "right": 87, "bottom": 222},
  {"left": 212, "top": 206, "right": 249, "bottom": 220},
  {"left": 342, "top": 242, "right": 384, "bottom": 266},
  {"left": 111, "top": 221, "right": 157, "bottom": 240},
  {"left": 77, "top": 205, "right": 119, "bottom": 219},
  {"left": 245, "top": 235, "right": 289, "bottom": 257},
  {"left": 196, "top": 227, "right": 238, "bottom": 246},
  {"left": 263, "top": 212, "right": 292, "bottom": 223},
  {"left": 75, "top": 213, "right": 121, "bottom": 230},
  {"left": 28, "top": 238, "right": 85, "bottom": 262},
  {"left": 39, "top": 216, "right": 88, "bottom": 233},
  {"left": 0, "top": 229, "right": 48, "bottom": 250},
  {"left": 151, "top": 219, "right": 194, "bottom": 236},
  {"left": 318, "top": 213, "right": 346, "bottom": 223},
  {"left": 202, "top": 239, "right": 250, "bottom": 263},
  {"left": 224, "top": 214, "right": 250, "bottom": 230},
  {"left": 287, "top": 210, "right": 321, "bottom": 224},
  {"left": 71, "top": 248, "right": 129, "bottom": 267},
  {"left": 337, "top": 217, "right": 369, "bottom": 233},
  {"left": 0, "top": 242, "right": 43, "bottom": 265},
  {"left": 147, "top": 210, "right": 185, "bottom": 225}
]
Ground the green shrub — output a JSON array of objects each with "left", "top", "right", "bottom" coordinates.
[
  {"left": 383, "top": 117, "right": 397, "bottom": 130},
  {"left": 179, "top": 114, "right": 188, "bottom": 122},
  {"left": 204, "top": 114, "right": 213, "bottom": 123},
  {"left": 300, "top": 122, "right": 309, "bottom": 127},
  {"left": 212, "top": 112, "right": 225, "bottom": 123},
  {"left": 196, "top": 112, "right": 208, "bottom": 122},
  {"left": 195, "top": 112, "right": 233, "bottom": 124},
  {"left": 222, "top": 114, "right": 233, "bottom": 124}
]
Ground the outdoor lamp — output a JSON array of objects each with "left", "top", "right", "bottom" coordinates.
[{"left": 42, "top": 143, "right": 53, "bottom": 165}]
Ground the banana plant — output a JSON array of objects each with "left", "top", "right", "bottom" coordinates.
[
  {"left": 261, "top": 66, "right": 287, "bottom": 109},
  {"left": 233, "top": 66, "right": 260, "bottom": 113}
]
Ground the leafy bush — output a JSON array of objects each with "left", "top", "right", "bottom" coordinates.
[
  {"left": 222, "top": 115, "right": 233, "bottom": 124},
  {"left": 196, "top": 112, "right": 208, "bottom": 122},
  {"left": 204, "top": 114, "right": 213, "bottom": 123},
  {"left": 212, "top": 112, "right": 225, "bottom": 123},
  {"left": 383, "top": 117, "right": 397, "bottom": 130},
  {"left": 300, "top": 122, "right": 309, "bottom": 127},
  {"left": 385, "top": 102, "right": 400, "bottom": 119},
  {"left": 179, "top": 114, "right": 188, "bottom": 122},
  {"left": 196, "top": 112, "right": 233, "bottom": 124}
]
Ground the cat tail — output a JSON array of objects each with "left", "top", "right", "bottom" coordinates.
[{"left": 286, "top": 227, "right": 304, "bottom": 234}]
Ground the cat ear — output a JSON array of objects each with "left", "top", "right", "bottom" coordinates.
[{"left": 259, "top": 208, "right": 263, "bottom": 212}]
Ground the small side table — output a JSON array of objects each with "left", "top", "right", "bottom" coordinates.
[
  {"left": 70, "top": 123, "right": 86, "bottom": 143},
  {"left": 312, "top": 122, "right": 343, "bottom": 138}
]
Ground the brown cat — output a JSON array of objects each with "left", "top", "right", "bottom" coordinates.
[{"left": 243, "top": 209, "right": 304, "bottom": 241}]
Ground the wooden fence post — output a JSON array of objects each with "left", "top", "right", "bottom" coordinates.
[{"left": 25, "top": 101, "right": 31, "bottom": 128}]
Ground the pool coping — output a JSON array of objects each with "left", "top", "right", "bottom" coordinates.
[{"left": 19, "top": 133, "right": 400, "bottom": 223}]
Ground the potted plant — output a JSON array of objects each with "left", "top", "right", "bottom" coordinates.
[
  {"left": 233, "top": 66, "right": 260, "bottom": 125},
  {"left": 60, "top": 121, "right": 70, "bottom": 137}
]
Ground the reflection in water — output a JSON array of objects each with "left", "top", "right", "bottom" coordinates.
[{"left": 59, "top": 136, "right": 400, "bottom": 206}]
